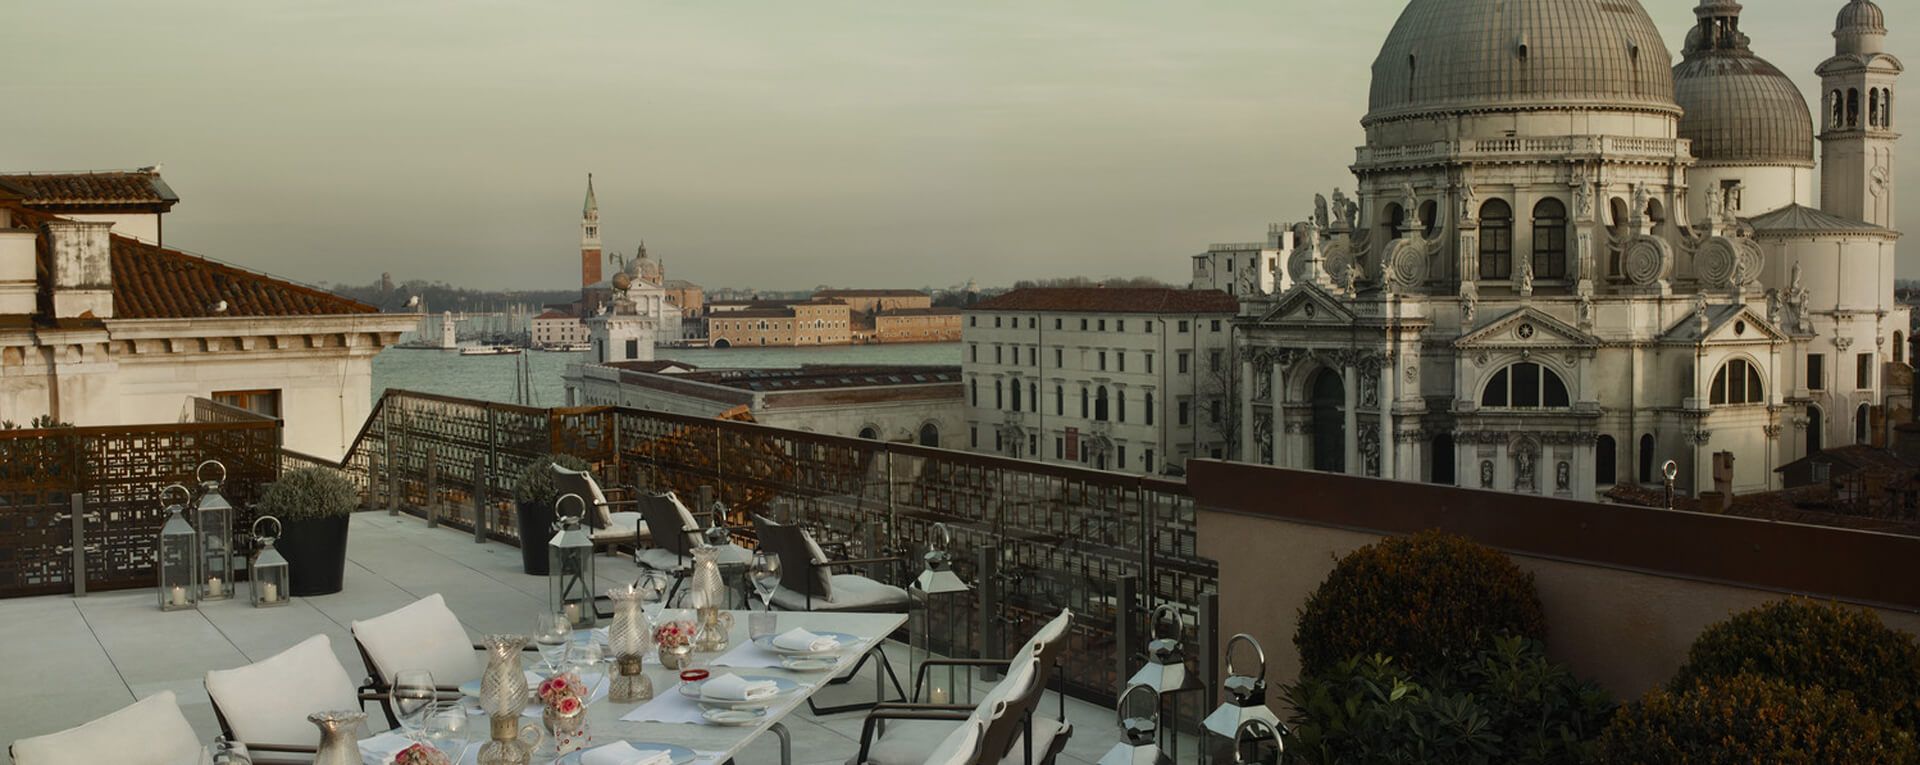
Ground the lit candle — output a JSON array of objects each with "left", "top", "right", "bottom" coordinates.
[
  {"left": 261, "top": 582, "right": 278, "bottom": 603},
  {"left": 930, "top": 686, "right": 949, "bottom": 705},
  {"left": 565, "top": 602, "right": 581, "bottom": 624},
  {"left": 207, "top": 577, "right": 223, "bottom": 597},
  {"left": 170, "top": 585, "right": 187, "bottom": 607}
]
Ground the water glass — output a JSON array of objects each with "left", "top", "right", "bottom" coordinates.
[
  {"left": 391, "top": 669, "right": 436, "bottom": 741},
  {"left": 567, "top": 641, "right": 608, "bottom": 702},
  {"left": 422, "top": 702, "right": 471, "bottom": 761},
  {"left": 535, "top": 612, "right": 570, "bottom": 674},
  {"left": 638, "top": 571, "right": 672, "bottom": 622},
  {"left": 749, "top": 551, "right": 781, "bottom": 611}
]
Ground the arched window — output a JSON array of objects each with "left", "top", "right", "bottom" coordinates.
[
  {"left": 1871, "top": 89, "right": 1883, "bottom": 128},
  {"left": 859, "top": 426, "right": 879, "bottom": 440},
  {"left": 1420, "top": 201, "right": 1439, "bottom": 237},
  {"left": 1478, "top": 199, "right": 1513, "bottom": 279},
  {"left": 994, "top": 380, "right": 1004, "bottom": 410},
  {"left": 1639, "top": 434, "right": 1656, "bottom": 483},
  {"left": 1055, "top": 385, "right": 1065, "bottom": 415},
  {"left": 1709, "top": 358, "right": 1765, "bottom": 405},
  {"left": 1646, "top": 197, "right": 1667, "bottom": 226},
  {"left": 1116, "top": 389, "right": 1127, "bottom": 423},
  {"left": 1596, "top": 435, "right": 1618, "bottom": 486},
  {"left": 1080, "top": 387, "right": 1090, "bottom": 418},
  {"left": 1479, "top": 362, "right": 1571, "bottom": 408},
  {"left": 1808, "top": 406, "right": 1824, "bottom": 453},
  {"left": 1532, "top": 198, "right": 1568, "bottom": 279},
  {"left": 1847, "top": 88, "right": 1860, "bottom": 127},
  {"left": 1030, "top": 382, "right": 1039, "bottom": 413},
  {"left": 1857, "top": 404, "right": 1872, "bottom": 444},
  {"left": 1144, "top": 391, "right": 1155, "bottom": 425},
  {"left": 1095, "top": 386, "right": 1111, "bottom": 421},
  {"left": 1385, "top": 203, "right": 1406, "bottom": 240},
  {"left": 1831, "top": 90, "right": 1844, "bottom": 128},
  {"left": 918, "top": 423, "right": 939, "bottom": 447},
  {"left": 1009, "top": 380, "right": 1022, "bottom": 411}
]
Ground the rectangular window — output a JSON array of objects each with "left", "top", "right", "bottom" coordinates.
[
  {"left": 1147, "top": 322, "right": 1155, "bottom": 334},
  {"left": 1178, "top": 320, "right": 1190, "bottom": 333},
  {"left": 969, "top": 316, "right": 977, "bottom": 327},
  {"left": 970, "top": 426, "right": 979, "bottom": 449},
  {"left": 1029, "top": 434, "right": 1038, "bottom": 455},
  {"left": 1099, "top": 351, "right": 1107, "bottom": 371},
  {"left": 1055, "top": 318, "right": 1063, "bottom": 330},
  {"left": 970, "top": 344, "right": 978, "bottom": 362},
  {"left": 1098, "top": 319, "right": 1107, "bottom": 331},
  {"left": 1117, "top": 320, "right": 1126, "bottom": 332},
  {"left": 995, "top": 346, "right": 1003, "bottom": 364},
  {"left": 1178, "top": 400, "right": 1191, "bottom": 425},
  {"left": 1209, "top": 350, "right": 1223, "bottom": 374},
  {"left": 1028, "top": 317, "right": 1036, "bottom": 329},
  {"left": 1210, "top": 399, "right": 1222, "bottom": 424},
  {"left": 1055, "top": 438, "right": 1064, "bottom": 459},
  {"left": 1081, "top": 387, "right": 1090, "bottom": 418},
  {"left": 1720, "top": 179, "right": 1743, "bottom": 212},
  {"left": 1054, "top": 348, "right": 1063, "bottom": 367},
  {"left": 1117, "top": 393, "right": 1126, "bottom": 423},
  {"left": 994, "top": 316, "right": 1002, "bottom": 328},
  {"left": 1211, "top": 319, "right": 1222, "bottom": 332},
  {"left": 213, "top": 389, "right": 282, "bottom": 418},
  {"left": 1858, "top": 353, "right": 1875, "bottom": 389},
  {"left": 994, "top": 431, "right": 1003, "bottom": 451},
  {"left": 626, "top": 339, "right": 640, "bottom": 358},
  {"left": 1145, "top": 394, "right": 1155, "bottom": 425},
  {"left": 1080, "top": 319, "right": 1089, "bottom": 331},
  {"left": 1178, "top": 352, "right": 1190, "bottom": 374},
  {"left": 1117, "top": 445, "right": 1127, "bottom": 471},
  {"left": 1145, "top": 353, "right": 1154, "bottom": 373},
  {"left": 1117, "top": 352, "right": 1126, "bottom": 372},
  {"left": 1809, "top": 353, "right": 1826, "bottom": 391},
  {"left": 1144, "top": 449, "right": 1155, "bottom": 473},
  {"left": 1055, "top": 386, "right": 1064, "bottom": 415}
]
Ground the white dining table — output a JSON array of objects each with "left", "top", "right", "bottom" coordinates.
[{"left": 370, "top": 610, "right": 908, "bottom": 765}]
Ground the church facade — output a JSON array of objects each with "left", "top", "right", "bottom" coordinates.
[{"left": 1229, "top": 0, "right": 1905, "bottom": 501}]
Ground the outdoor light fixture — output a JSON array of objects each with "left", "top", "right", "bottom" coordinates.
[
  {"left": 157, "top": 484, "right": 198, "bottom": 612},
  {"left": 192, "top": 460, "right": 236, "bottom": 602},
  {"left": 910, "top": 523, "right": 971, "bottom": 703},
  {"left": 1662, "top": 459, "right": 1680, "bottom": 509},
  {"left": 1098, "top": 684, "right": 1173, "bottom": 765},
  {"left": 549, "top": 493, "right": 596, "bottom": 629},
  {"left": 1230, "top": 719, "right": 1284, "bottom": 764},
  {"left": 1204, "top": 634, "right": 1281, "bottom": 762},
  {"left": 249, "top": 515, "right": 289, "bottom": 608},
  {"left": 1127, "top": 604, "right": 1202, "bottom": 694}
]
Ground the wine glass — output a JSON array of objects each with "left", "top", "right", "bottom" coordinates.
[
  {"left": 566, "top": 641, "right": 608, "bottom": 704},
  {"left": 638, "top": 571, "right": 671, "bottom": 622},
  {"left": 391, "top": 669, "right": 436, "bottom": 742},
  {"left": 749, "top": 551, "right": 781, "bottom": 611},
  {"left": 535, "top": 612, "right": 570, "bottom": 674},
  {"left": 421, "top": 702, "right": 471, "bottom": 761}
]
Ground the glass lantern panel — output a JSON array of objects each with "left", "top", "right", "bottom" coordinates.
[
  {"left": 195, "top": 499, "right": 235, "bottom": 601},
  {"left": 252, "top": 564, "right": 289, "bottom": 607},
  {"left": 160, "top": 520, "right": 199, "bottom": 611},
  {"left": 550, "top": 544, "right": 596, "bottom": 629}
]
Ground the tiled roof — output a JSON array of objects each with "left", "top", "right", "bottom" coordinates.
[
  {"left": 12, "top": 205, "right": 375, "bottom": 320},
  {"left": 1774, "top": 444, "right": 1915, "bottom": 475},
  {"left": 879, "top": 307, "right": 961, "bottom": 317},
  {"left": 815, "top": 289, "right": 927, "bottom": 298},
  {"left": 969, "top": 288, "right": 1238, "bottom": 315},
  {"left": 1746, "top": 204, "right": 1897, "bottom": 238},
  {"left": 0, "top": 168, "right": 179, "bottom": 210},
  {"left": 682, "top": 365, "right": 962, "bottom": 392},
  {"left": 533, "top": 310, "right": 574, "bottom": 320}
]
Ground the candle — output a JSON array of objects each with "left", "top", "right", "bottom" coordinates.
[
  {"left": 169, "top": 585, "right": 187, "bottom": 607},
  {"left": 930, "top": 686, "right": 949, "bottom": 705},
  {"left": 207, "top": 577, "right": 223, "bottom": 597},
  {"left": 565, "top": 602, "right": 581, "bottom": 624},
  {"left": 261, "top": 582, "right": 278, "bottom": 603}
]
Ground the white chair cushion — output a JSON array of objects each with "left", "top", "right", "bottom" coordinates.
[
  {"left": 1000, "top": 717, "right": 1069, "bottom": 765},
  {"left": 663, "top": 492, "right": 701, "bottom": 530},
  {"left": 1020, "top": 609, "right": 1073, "bottom": 658},
  {"left": 206, "top": 635, "right": 365, "bottom": 748},
  {"left": 351, "top": 593, "right": 482, "bottom": 687},
  {"left": 851, "top": 658, "right": 1035, "bottom": 765},
  {"left": 770, "top": 575, "right": 912, "bottom": 612},
  {"left": 10, "top": 690, "right": 208, "bottom": 765},
  {"left": 636, "top": 547, "right": 688, "bottom": 572},
  {"left": 931, "top": 719, "right": 983, "bottom": 765},
  {"left": 592, "top": 512, "right": 645, "bottom": 542},
  {"left": 850, "top": 720, "right": 960, "bottom": 765}
]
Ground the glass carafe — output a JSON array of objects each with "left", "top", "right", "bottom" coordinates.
[
  {"left": 606, "top": 585, "right": 654, "bottom": 702},
  {"left": 476, "top": 635, "right": 545, "bottom": 765},
  {"left": 308, "top": 710, "right": 366, "bottom": 765}
]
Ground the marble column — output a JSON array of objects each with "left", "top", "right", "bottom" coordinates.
[
  {"left": 1270, "top": 361, "right": 1287, "bottom": 467},
  {"left": 1343, "top": 363, "right": 1359, "bottom": 475},
  {"left": 1239, "top": 357, "right": 1256, "bottom": 462},
  {"left": 1378, "top": 361, "right": 1395, "bottom": 480}
]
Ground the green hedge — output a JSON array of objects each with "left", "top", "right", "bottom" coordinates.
[
  {"left": 1599, "top": 673, "right": 1917, "bottom": 764},
  {"left": 1294, "top": 530, "right": 1547, "bottom": 676}
]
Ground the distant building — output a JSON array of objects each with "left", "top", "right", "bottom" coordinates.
[
  {"left": 575, "top": 177, "right": 700, "bottom": 337},
  {"left": 1190, "top": 232, "right": 1287, "bottom": 299},
  {"left": 0, "top": 170, "right": 414, "bottom": 459},
  {"left": 873, "top": 307, "right": 962, "bottom": 343},
  {"left": 531, "top": 310, "right": 589, "bottom": 347},
  {"left": 961, "top": 287, "right": 1239, "bottom": 475},
  {"left": 707, "top": 299, "right": 852, "bottom": 348},
  {"left": 564, "top": 361, "right": 963, "bottom": 444},
  {"left": 814, "top": 289, "right": 933, "bottom": 315},
  {"left": 0, "top": 167, "right": 178, "bottom": 246}
]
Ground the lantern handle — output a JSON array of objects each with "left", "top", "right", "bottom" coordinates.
[
  {"left": 1232, "top": 718, "right": 1284, "bottom": 763},
  {"left": 1147, "top": 603, "right": 1182, "bottom": 643},
  {"left": 161, "top": 483, "right": 192, "bottom": 508},
  {"left": 1115, "top": 683, "right": 1159, "bottom": 728},
  {"left": 1661, "top": 459, "right": 1679, "bottom": 481},
  {"left": 930, "top": 522, "right": 952, "bottom": 552},
  {"left": 1224, "top": 633, "right": 1267, "bottom": 682},
  {"left": 554, "top": 493, "right": 587, "bottom": 520},
  {"left": 252, "top": 515, "right": 282, "bottom": 542},
  {"left": 196, "top": 459, "right": 228, "bottom": 486}
]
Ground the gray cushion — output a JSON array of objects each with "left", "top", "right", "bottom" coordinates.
[
  {"left": 852, "top": 720, "right": 960, "bottom": 765},
  {"left": 636, "top": 547, "right": 688, "bottom": 572},
  {"left": 593, "top": 512, "right": 646, "bottom": 543},
  {"left": 771, "top": 574, "right": 913, "bottom": 612}
]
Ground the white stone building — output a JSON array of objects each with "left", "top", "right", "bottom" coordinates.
[
  {"left": 565, "top": 362, "right": 963, "bottom": 445},
  {"left": 1227, "top": 0, "right": 1906, "bottom": 501},
  {"left": 961, "top": 288, "right": 1239, "bottom": 475},
  {"left": 0, "top": 173, "right": 415, "bottom": 459},
  {"left": 585, "top": 248, "right": 679, "bottom": 364},
  {"left": 531, "top": 310, "right": 589, "bottom": 347}
]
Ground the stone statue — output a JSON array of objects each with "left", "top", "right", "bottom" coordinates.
[
  {"left": 1515, "top": 450, "right": 1536, "bottom": 492},
  {"left": 1693, "top": 291, "right": 1710, "bottom": 317},
  {"left": 1314, "top": 194, "right": 1330, "bottom": 230},
  {"left": 1632, "top": 184, "right": 1651, "bottom": 223},
  {"left": 1479, "top": 460, "right": 1494, "bottom": 489},
  {"left": 1576, "top": 279, "right": 1595, "bottom": 325},
  {"left": 1517, "top": 257, "right": 1534, "bottom": 295},
  {"left": 1705, "top": 188, "right": 1723, "bottom": 224},
  {"left": 1786, "top": 262, "right": 1811, "bottom": 333},
  {"left": 1556, "top": 461, "right": 1570, "bottom": 492},
  {"left": 1766, "top": 288, "right": 1782, "bottom": 326},
  {"left": 1459, "top": 280, "right": 1479, "bottom": 324},
  {"left": 1400, "top": 182, "right": 1418, "bottom": 219},
  {"left": 1331, "top": 188, "right": 1353, "bottom": 228},
  {"left": 1574, "top": 180, "right": 1593, "bottom": 220},
  {"left": 1460, "top": 184, "right": 1478, "bottom": 221}
]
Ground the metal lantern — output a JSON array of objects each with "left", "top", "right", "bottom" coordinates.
[
  {"left": 549, "top": 494, "right": 596, "bottom": 629},
  {"left": 1204, "top": 634, "right": 1281, "bottom": 761},
  {"left": 910, "top": 523, "right": 972, "bottom": 703},
  {"left": 157, "top": 484, "right": 199, "bottom": 611},
  {"left": 249, "top": 516, "right": 290, "bottom": 608},
  {"left": 1230, "top": 719, "right": 1284, "bottom": 764},
  {"left": 192, "top": 460, "right": 236, "bottom": 602},
  {"left": 1098, "top": 685, "right": 1173, "bottom": 765},
  {"left": 1128, "top": 604, "right": 1202, "bottom": 694}
]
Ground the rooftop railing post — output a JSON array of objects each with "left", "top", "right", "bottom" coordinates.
[
  {"left": 1198, "top": 590, "right": 1221, "bottom": 762},
  {"left": 1116, "top": 574, "right": 1141, "bottom": 699},
  {"left": 383, "top": 415, "right": 398, "bottom": 517},
  {"left": 472, "top": 455, "right": 489, "bottom": 544},
  {"left": 70, "top": 495, "right": 91, "bottom": 598},
  {"left": 977, "top": 546, "right": 1003, "bottom": 681},
  {"left": 425, "top": 450, "right": 440, "bottom": 528}
]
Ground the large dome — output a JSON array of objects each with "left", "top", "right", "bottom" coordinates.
[
  {"left": 1673, "top": 14, "right": 1814, "bottom": 167},
  {"left": 1366, "top": 0, "right": 1678, "bottom": 126}
]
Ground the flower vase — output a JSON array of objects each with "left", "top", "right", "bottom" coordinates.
[
  {"left": 543, "top": 706, "right": 589, "bottom": 755},
  {"left": 659, "top": 643, "right": 692, "bottom": 670},
  {"left": 308, "top": 710, "right": 366, "bottom": 765}
]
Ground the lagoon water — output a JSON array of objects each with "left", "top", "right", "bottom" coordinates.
[{"left": 373, "top": 343, "right": 961, "bottom": 407}]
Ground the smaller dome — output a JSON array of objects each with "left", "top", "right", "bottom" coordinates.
[
  {"left": 1837, "top": 0, "right": 1886, "bottom": 35},
  {"left": 1673, "top": 4, "right": 1813, "bottom": 166}
]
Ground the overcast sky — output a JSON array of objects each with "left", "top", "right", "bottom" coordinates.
[{"left": 5, "top": 0, "right": 1914, "bottom": 291}]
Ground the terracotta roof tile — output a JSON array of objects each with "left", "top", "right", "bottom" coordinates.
[
  {"left": 815, "top": 289, "right": 928, "bottom": 298},
  {"left": 0, "top": 169, "right": 179, "bottom": 209},
  {"left": 969, "top": 287, "right": 1238, "bottom": 314}
]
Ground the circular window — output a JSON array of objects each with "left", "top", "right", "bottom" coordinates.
[
  {"left": 1517, "top": 323, "right": 1536, "bottom": 339},
  {"left": 1734, "top": 320, "right": 1747, "bottom": 336}
]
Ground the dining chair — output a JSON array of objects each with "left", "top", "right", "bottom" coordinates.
[
  {"left": 350, "top": 593, "right": 498, "bottom": 728},
  {"left": 853, "top": 609, "right": 1076, "bottom": 765},
  {"left": 634, "top": 491, "right": 704, "bottom": 584},
  {"left": 752, "top": 514, "right": 912, "bottom": 714},
  {"left": 548, "top": 464, "right": 646, "bottom": 553},
  {"left": 205, "top": 634, "right": 381, "bottom": 763},
  {"left": 8, "top": 690, "right": 210, "bottom": 765}
]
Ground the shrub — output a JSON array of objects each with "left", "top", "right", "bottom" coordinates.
[
  {"left": 258, "top": 466, "right": 360, "bottom": 522},
  {"left": 1669, "top": 597, "right": 1920, "bottom": 734},
  {"left": 1598, "top": 673, "right": 1917, "bottom": 764},
  {"left": 512, "top": 453, "right": 591, "bottom": 507},
  {"left": 1284, "top": 637, "right": 1613, "bottom": 765},
  {"left": 1294, "top": 530, "right": 1547, "bottom": 676}
]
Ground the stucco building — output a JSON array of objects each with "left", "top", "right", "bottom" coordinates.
[
  {"left": 961, "top": 288, "right": 1239, "bottom": 475},
  {"left": 565, "top": 362, "right": 963, "bottom": 445},
  {"left": 707, "top": 299, "right": 853, "bottom": 348},
  {"left": 1225, "top": 0, "right": 1907, "bottom": 501},
  {"left": 531, "top": 309, "right": 589, "bottom": 348}
]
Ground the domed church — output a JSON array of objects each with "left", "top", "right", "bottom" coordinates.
[{"left": 1230, "top": 0, "right": 1904, "bottom": 500}]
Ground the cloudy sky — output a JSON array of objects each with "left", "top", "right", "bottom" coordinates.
[{"left": 6, "top": 0, "right": 1914, "bottom": 290}]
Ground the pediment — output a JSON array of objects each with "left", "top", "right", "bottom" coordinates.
[
  {"left": 1455, "top": 306, "right": 1599, "bottom": 350},
  {"left": 1259, "top": 283, "right": 1354, "bottom": 325},
  {"left": 1658, "top": 303, "right": 1787, "bottom": 345}
]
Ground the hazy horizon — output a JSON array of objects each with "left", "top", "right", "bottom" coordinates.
[{"left": 6, "top": 0, "right": 1914, "bottom": 291}]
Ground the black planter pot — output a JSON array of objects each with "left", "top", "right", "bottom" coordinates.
[
  {"left": 517, "top": 500, "right": 555, "bottom": 576},
  {"left": 278, "top": 514, "right": 351, "bottom": 596}
]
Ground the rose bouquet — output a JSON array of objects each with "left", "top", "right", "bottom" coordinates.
[
  {"left": 653, "top": 620, "right": 695, "bottom": 650},
  {"left": 538, "top": 672, "right": 589, "bottom": 716},
  {"left": 394, "top": 743, "right": 452, "bottom": 765}
]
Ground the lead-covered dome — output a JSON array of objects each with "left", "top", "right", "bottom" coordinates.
[
  {"left": 1673, "top": 7, "right": 1814, "bottom": 167},
  {"left": 1365, "top": 0, "right": 1678, "bottom": 126}
]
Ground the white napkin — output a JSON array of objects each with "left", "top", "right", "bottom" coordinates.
[
  {"left": 699, "top": 673, "right": 778, "bottom": 701},
  {"left": 580, "top": 742, "right": 672, "bottom": 765},
  {"left": 771, "top": 628, "right": 838, "bottom": 653},
  {"left": 357, "top": 731, "right": 413, "bottom": 765}
]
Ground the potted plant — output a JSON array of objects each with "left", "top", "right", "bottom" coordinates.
[
  {"left": 514, "top": 453, "right": 591, "bottom": 575},
  {"left": 257, "top": 466, "right": 359, "bottom": 596}
]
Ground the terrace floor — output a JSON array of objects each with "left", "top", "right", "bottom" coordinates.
[{"left": 2, "top": 512, "right": 1189, "bottom": 764}]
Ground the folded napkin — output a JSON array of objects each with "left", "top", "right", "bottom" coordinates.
[
  {"left": 580, "top": 742, "right": 672, "bottom": 765},
  {"left": 771, "top": 628, "right": 838, "bottom": 653},
  {"left": 699, "top": 673, "right": 778, "bottom": 701},
  {"left": 357, "top": 731, "right": 413, "bottom": 765}
]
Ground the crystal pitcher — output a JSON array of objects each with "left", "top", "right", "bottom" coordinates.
[{"left": 307, "top": 710, "right": 366, "bottom": 765}]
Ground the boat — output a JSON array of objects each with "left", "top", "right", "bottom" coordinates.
[
  {"left": 538, "top": 342, "right": 592, "bottom": 352},
  {"left": 458, "top": 345, "right": 522, "bottom": 356}
]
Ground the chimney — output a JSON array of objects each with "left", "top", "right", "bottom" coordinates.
[
  {"left": 0, "top": 209, "right": 35, "bottom": 315},
  {"left": 46, "top": 220, "right": 114, "bottom": 319}
]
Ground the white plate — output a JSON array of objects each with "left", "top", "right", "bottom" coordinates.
[
  {"left": 779, "top": 656, "right": 837, "bottom": 672},
  {"left": 678, "top": 675, "right": 801, "bottom": 709},
  {"left": 702, "top": 708, "right": 766, "bottom": 727},
  {"left": 556, "top": 742, "right": 697, "bottom": 765},
  {"left": 750, "top": 631, "right": 860, "bottom": 657}
]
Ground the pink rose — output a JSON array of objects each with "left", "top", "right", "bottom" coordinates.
[{"left": 559, "top": 696, "right": 581, "bottom": 714}]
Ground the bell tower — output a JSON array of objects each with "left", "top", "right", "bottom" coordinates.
[
  {"left": 1818, "top": 0, "right": 1903, "bottom": 228},
  {"left": 581, "top": 174, "right": 603, "bottom": 287}
]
